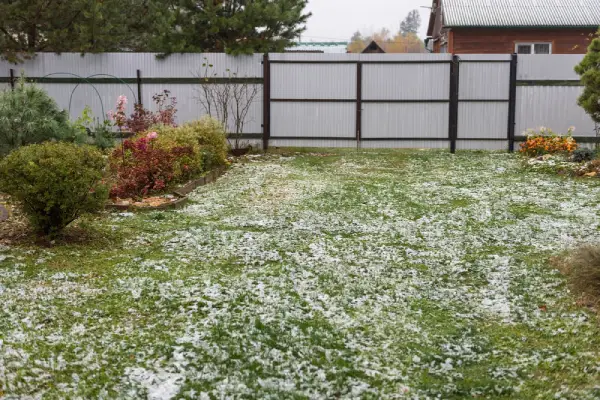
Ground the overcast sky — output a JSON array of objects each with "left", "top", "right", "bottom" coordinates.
[{"left": 302, "top": 0, "right": 431, "bottom": 42}]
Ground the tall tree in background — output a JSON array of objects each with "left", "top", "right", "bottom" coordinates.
[
  {"left": 0, "top": 0, "right": 167, "bottom": 62},
  {"left": 347, "top": 31, "right": 365, "bottom": 53},
  {"left": 400, "top": 9, "right": 421, "bottom": 35},
  {"left": 0, "top": 0, "right": 310, "bottom": 62},
  {"left": 350, "top": 31, "right": 363, "bottom": 43},
  {"left": 156, "top": 0, "right": 311, "bottom": 56}
]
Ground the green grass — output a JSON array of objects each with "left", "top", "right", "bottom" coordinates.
[{"left": 1, "top": 149, "right": 600, "bottom": 399}]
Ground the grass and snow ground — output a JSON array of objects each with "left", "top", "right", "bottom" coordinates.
[{"left": 1, "top": 149, "right": 600, "bottom": 399}]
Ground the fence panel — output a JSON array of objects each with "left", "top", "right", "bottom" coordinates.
[
  {"left": 37, "top": 82, "right": 136, "bottom": 121},
  {"left": 362, "top": 63, "right": 449, "bottom": 101},
  {"left": 268, "top": 53, "right": 358, "bottom": 144},
  {"left": 360, "top": 59, "right": 450, "bottom": 142},
  {"left": 270, "top": 102, "right": 355, "bottom": 139},
  {"left": 0, "top": 53, "right": 263, "bottom": 79},
  {"left": 517, "top": 55, "right": 583, "bottom": 81},
  {"left": 456, "top": 55, "right": 512, "bottom": 147},
  {"left": 516, "top": 86, "right": 595, "bottom": 136},
  {"left": 362, "top": 103, "right": 449, "bottom": 139},
  {"left": 515, "top": 55, "right": 595, "bottom": 138},
  {"left": 458, "top": 61, "right": 510, "bottom": 100},
  {"left": 271, "top": 64, "right": 355, "bottom": 100}
]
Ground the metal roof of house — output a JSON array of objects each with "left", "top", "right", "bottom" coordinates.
[{"left": 443, "top": 0, "right": 600, "bottom": 28}]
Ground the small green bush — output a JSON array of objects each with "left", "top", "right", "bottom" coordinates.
[
  {"left": 150, "top": 126, "right": 205, "bottom": 180},
  {"left": 183, "top": 118, "right": 229, "bottom": 170},
  {"left": 572, "top": 148, "right": 595, "bottom": 163},
  {"left": 0, "top": 78, "right": 84, "bottom": 156},
  {"left": 0, "top": 142, "right": 108, "bottom": 236},
  {"left": 153, "top": 117, "right": 228, "bottom": 171}
]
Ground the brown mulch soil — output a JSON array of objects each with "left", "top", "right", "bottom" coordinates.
[
  {"left": 0, "top": 193, "right": 31, "bottom": 245},
  {"left": 109, "top": 195, "right": 180, "bottom": 208}
]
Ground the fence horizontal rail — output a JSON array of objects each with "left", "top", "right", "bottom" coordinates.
[
  {"left": 363, "top": 99, "right": 450, "bottom": 104},
  {"left": 0, "top": 77, "right": 263, "bottom": 85},
  {"left": 268, "top": 137, "right": 512, "bottom": 142},
  {"left": 269, "top": 136, "right": 356, "bottom": 140},
  {"left": 270, "top": 99, "right": 451, "bottom": 103},
  {"left": 516, "top": 80, "right": 582, "bottom": 87},
  {"left": 515, "top": 135, "right": 600, "bottom": 143},
  {"left": 271, "top": 98, "right": 355, "bottom": 103},
  {"left": 459, "top": 99, "right": 509, "bottom": 103},
  {"left": 457, "top": 60, "right": 511, "bottom": 64},
  {"left": 269, "top": 60, "right": 452, "bottom": 65}
]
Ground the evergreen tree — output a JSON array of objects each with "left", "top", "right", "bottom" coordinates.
[
  {"left": 400, "top": 9, "right": 421, "bottom": 36},
  {"left": 575, "top": 32, "right": 600, "bottom": 125},
  {"left": 0, "top": 0, "right": 310, "bottom": 61},
  {"left": 0, "top": 0, "right": 170, "bottom": 62},
  {"left": 158, "top": 0, "right": 311, "bottom": 55}
]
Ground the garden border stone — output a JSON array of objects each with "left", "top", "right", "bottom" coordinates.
[{"left": 105, "top": 166, "right": 228, "bottom": 212}]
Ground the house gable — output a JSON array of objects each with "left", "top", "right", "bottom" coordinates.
[{"left": 426, "top": 0, "right": 600, "bottom": 54}]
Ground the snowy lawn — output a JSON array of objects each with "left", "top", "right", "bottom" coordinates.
[{"left": 1, "top": 149, "right": 600, "bottom": 399}]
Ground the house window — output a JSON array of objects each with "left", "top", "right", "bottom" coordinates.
[
  {"left": 515, "top": 43, "right": 552, "bottom": 54},
  {"left": 440, "top": 43, "right": 448, "bottom": 53}
]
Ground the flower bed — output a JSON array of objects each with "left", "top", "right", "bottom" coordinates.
[
  {"left": 106, "top": 166, "right": 227, "bottom": 211},
  {"left": 519, "top": 127, "right": 577, "bottom": 157},
  {"left": 105, "top": 96, "right": 230, "bottom": 210}
]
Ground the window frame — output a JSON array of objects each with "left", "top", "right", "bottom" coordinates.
[{"left": 514, "top": 42, "right": 553, "bottom": 55}]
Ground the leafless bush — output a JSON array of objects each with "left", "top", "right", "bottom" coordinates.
[
  {"left": 195, "top": 60, "right": 259, "bottom": 150},
  {"left": 554, "top": 244, "right": 600, "bottom": 310}
]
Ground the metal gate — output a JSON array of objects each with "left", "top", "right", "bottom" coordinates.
[{"left": 263, "top": 53, "right": 518, "bottom": 152}]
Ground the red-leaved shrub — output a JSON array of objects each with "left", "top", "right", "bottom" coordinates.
[
  {"left": 109, "top": 135, "right": 194, "bottom": 199},
  {"left": 126, "top": 90, "right": 178, "bottom": 134}
]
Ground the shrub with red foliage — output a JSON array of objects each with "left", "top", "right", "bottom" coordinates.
[
  {"left": 126, "top": 90, "right": 178, "bottom": 134},
  {"left": 109, "top": 135, "right": 194, "bottom": 199}
]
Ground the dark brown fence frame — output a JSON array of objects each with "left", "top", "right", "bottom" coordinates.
[{"left": 263, "top": 55, "right": 523, "bottom": 153}]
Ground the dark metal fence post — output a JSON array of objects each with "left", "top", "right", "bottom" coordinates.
[
  {"left": 356, "top": 62, "right": 362, "bottom": 146},
  {"left": 448, "top": 55, "right": 460, "bottom": 154},
  {"left": 507, "top": 53, "right": 518, "bottom": 152},
  {"left": 9, "top": 69, "right": 15, "bottom": 90},
  {"left": 262, "top": 54, "right": 271, "bottom": 151},
  {"left": 136, "top": 69, "right": 142, "bottom": 106}
]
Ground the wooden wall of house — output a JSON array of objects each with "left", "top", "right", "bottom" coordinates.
[{"left": 450, "top": 28, "right": 597, "bottom": 54}]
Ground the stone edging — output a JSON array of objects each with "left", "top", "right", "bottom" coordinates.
[{"left": 106, "top": 166, "right": 228, "bottom": 212}]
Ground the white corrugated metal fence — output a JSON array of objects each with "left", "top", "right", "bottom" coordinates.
[{"left": 0, "top": 52, "right": 595, "bottom": 150}]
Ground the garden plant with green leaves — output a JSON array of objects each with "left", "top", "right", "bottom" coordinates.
[
  {"left": 0, "top": 142, "right": 108, "bottom": 236},
  {"left": 575, "top": 30, "right": 600, "bottom": 134},
  {"left": 0, "top": 77, "right": 84, "bottom": 156}
]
